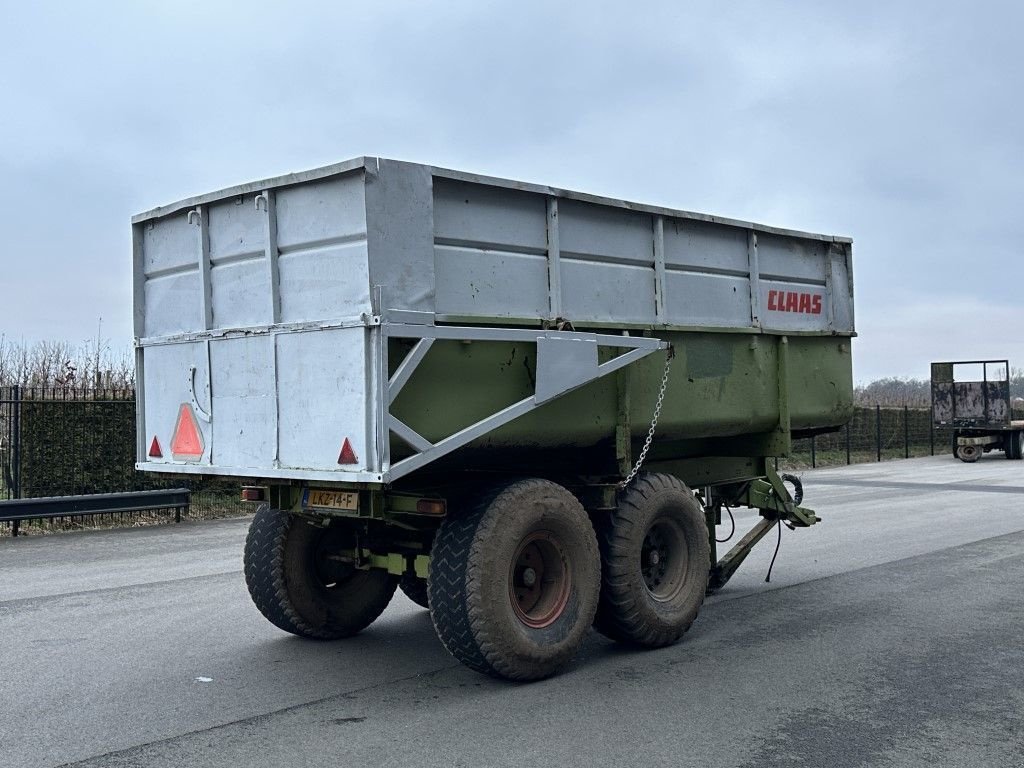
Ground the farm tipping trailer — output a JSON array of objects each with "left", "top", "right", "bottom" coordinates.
[
  {"left": 932, "top": 360, "right": 1024, "bottom": 461},
  {"left": 133, "top": 157, "right": 855, "bottom": 680}
]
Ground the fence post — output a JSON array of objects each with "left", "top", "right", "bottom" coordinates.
[
  {"left": 11, "top": 384, "right": 21, "bottom": 500},
  {"left": 10, "top": 385, "right": 21, "bottom": 537},
  {"left": 845, "top": 422, "right": 851, "bottom": 465},
  {"left": 929, "top": 414, "right": 934, "bottom": 456},
  {"left": 904, "top": 405, "right": 909, "bottom": 459},
  {"left": 876, "top": 405, "right": 882, "bottom": 462}
]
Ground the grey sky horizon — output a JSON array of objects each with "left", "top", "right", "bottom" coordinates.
[{"left": 2, "top": 1, "right": 1021, "bottom": 384}]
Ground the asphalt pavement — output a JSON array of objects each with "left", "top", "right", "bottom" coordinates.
[{"left": 1, "top": 455, "right": 1022, "bottom": 768}]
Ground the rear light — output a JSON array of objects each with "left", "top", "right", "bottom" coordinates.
[
  {"left": 415, "top": 499, "right": 447, "bottom": 516},
  {"left": 241, "top": 486, "right": 266, "bottom": 502}
]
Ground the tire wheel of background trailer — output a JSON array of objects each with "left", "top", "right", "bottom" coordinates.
[
  {"left": 1004, "top": 432, "right": 1023, "bottom": 460},
  {"left": 399, "top": 575, "right": 430, "bottom": 609},
  {"left": 244, "top": 504, "right": 397, "bottom": 639},
  {"left": 594, "top": 473, "right": 710, "bottom": 648},
  {"left": 956, "top": 444, "right": 981, "bottom": 463},
  {"left": 427, "top": 479, "right": 601, "bottom": 681}
]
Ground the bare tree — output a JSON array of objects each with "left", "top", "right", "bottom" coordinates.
[{"left": 0, "top": 335, "right": 134, "bottom": 389}]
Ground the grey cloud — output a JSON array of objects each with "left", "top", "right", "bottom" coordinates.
[{"left": 1, "top": 1, "right": 1021, "bottom": 380}]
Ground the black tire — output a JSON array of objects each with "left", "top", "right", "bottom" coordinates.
[
  {"left": 399, "top": 575, "right": 430, "bottom": 609},
  {"left": 594, "top": 473, "right": 710, "bottom": 648},
  {"left": 1006, "top": 431, "right": 1023, "bottom": 460},
  {"left": 956, "top": 444, "right": 981, "bottom": 463},
  {"left": 428, "top": 479, "right": 601, "bottom": 681},
  {"left": 243, "top": 504, "right": 397, "bottom": 639}
]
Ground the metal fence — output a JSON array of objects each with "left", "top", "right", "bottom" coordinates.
[
  {"left": 1, "top": 386, "right": 246, "bottom": 535},
  {"left": 782, "top": 405, "right": 958, "bottom": 470},
  {"left": 0, "top": 387, "right": 1012, "bottom": 535}
]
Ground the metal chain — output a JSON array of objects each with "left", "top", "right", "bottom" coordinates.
[{"left": 620, "top": 351, "right": 673, "bottom": 489}]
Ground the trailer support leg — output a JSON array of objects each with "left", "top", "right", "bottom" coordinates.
[
  {"left": 708, "top": 518, "right": 776, "bottom": 590},
  {"left": 707, "top": 467, "right": 820, "bottom": 591}
]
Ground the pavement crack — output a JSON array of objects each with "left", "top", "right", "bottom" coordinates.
[
  {"left": 55, "top": 662, "right": 463, "bottom": 767},
  {"left": 0, "top": 570, "right": 243, "bottom": 608}
]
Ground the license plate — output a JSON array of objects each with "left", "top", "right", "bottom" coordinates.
[{"left": 303, "top": 489, "right": 359, "bottom": 511}]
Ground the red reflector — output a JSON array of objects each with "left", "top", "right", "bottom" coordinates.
[
  {"left": 171, "top": 403, "right": 204, "bottom": 460},
  {"left": 338, "top": 438, "right": 358, "bottom": 465},
  {"left": 241, "top": 487, "right": 265, "bottom": 502},
  {"left": 415, "top": 499, "right": 447, "bottom": 516},
  {"left": 148, "top": 436, "right": 163, "bottom": 458}
]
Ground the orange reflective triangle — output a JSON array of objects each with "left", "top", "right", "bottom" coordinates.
[
  {"left": 338, "top": 438, "right": 358, "bottom": 465},
  {"left": 171, "top": 404, "right": 204, "bottom": 459},
  {"left": 148, "top": 436, "right": 163, "bottom": 458}
]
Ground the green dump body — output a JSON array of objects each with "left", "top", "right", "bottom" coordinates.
[{"left": 389, "top": 333, "right": 853, "bottom": 484}]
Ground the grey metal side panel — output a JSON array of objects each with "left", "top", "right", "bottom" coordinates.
[
  {"left": 140, "top": 214, "right": 205, "bottom": 337},
  {"left": 144, "top": 272, "right": 204, "bottom": 337},
  {"left": 662, "top": 220, "right": 752, "bottom": 327},
  {"left": 274, "top": 174, "right": 371, "bottom": 324},
  {"left": 364, "top": 160, "right": 436, "bottom": 316},
  {"left": 757, "top": 233, "right": 829, "bottom": 283},
  {"left": 663, "top": 219, "right": 749, "bottom": 272},
  {"left": 275, "top": 327, "right": 371, "bottom": 473},
  {"left": 429, "top": 173, "right": 851, "bottom": 334},
  {"left": 209, "top": 336, "right": 277, "bottom": 468},
  {"left": 207, "top": 194, "right": 273, "bottom": 329},
  {"left": 557, "top": 199, "right": 657, "bottom": 325},
  {"left": 435, "top": 246, "right": 549, "bottom": 318},
  {"left": 560, "top": 259, "right": 656, "bottom": 324},
  {"left": 830, "top": 245, "right": 854, "bottom": 332},
  {"left": 140, "top": 342, "right": 212, "bottom": 465},
  {"left": 665, "top": 272, "right": 752, "bottom": 327},
  {"left": 433, "top": 178, "right": 549, "bottom": 318}
]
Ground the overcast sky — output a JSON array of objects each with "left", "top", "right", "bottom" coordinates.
[{"left": 1, "top": 1, "right": 1021, "bottom": 383}]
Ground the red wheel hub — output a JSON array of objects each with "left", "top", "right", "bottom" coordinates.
[{"left": 509, "top": 531, "right": 571, "bottom": 628}]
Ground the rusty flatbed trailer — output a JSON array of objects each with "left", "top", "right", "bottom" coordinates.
[{"left": 932, "top": 359, "right": 1024, "bottom": 462}]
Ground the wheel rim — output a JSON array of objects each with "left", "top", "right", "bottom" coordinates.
[
  {"left": 958, "top": 445, "right": 980, "bottom": 461},
  {"left": 509, "top": 531, "right": 571, "bottom": 628},
  {"left": 641, "top": 517, "right": 689, "bottom": 602}
]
